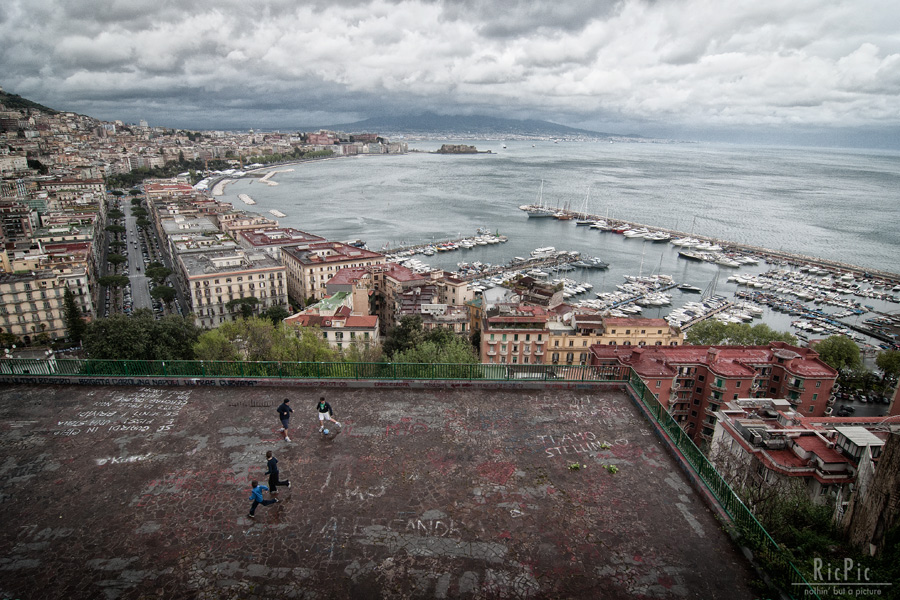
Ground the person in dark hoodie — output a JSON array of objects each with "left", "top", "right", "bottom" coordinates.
[
  {"left": 276, "top": 398, "right": 293, "bottom": 442},
  {"left": 265, "top": 450, "right": 290, "bottom": 494},
  {"left": 247, "top": 480, "right": 277, "bottom": 518},
  {"left": 316, "top": 397, "right": 341, "bottom": 433}
]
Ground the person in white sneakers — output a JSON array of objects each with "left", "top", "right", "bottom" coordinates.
[
  {"left": 316, "top": 397, "right": 340, "bottom": 432},
  {"left": 276, "top": 398, "right": 293, "bottom": 441}
]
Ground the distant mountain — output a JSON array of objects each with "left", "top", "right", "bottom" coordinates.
[{"left": 321, "top": 113, "right": 641, "bottom": 140}]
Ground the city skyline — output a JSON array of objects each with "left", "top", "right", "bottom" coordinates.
[{"left": 2, "top": 0, "right": 900, "bottom": 148}]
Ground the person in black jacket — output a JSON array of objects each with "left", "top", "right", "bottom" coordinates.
[
  {"left": 265, "top": 450, "right": 290, "bottom": 494},
  {"left": 276, "top": 398, "right": 293, "bottom": 442},
  {"left": 316, "top": 397, "right": 341, "bottom": 433}
]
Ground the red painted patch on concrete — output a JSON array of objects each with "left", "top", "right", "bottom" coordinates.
[{"left": 476, "top": 461, "right": 516, "bottom": 485}]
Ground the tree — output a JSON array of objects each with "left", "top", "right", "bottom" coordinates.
[
  {"left": 393, "top": 336, "right": 479, "bottom": 365},
  {"left": 145, "top": 266, "right": 172, "bottom": 285},
  {"left": 261, "top": 305, "right": 290, "bottom": 324},
  {"left": 105, "top": 224, "right": 126, "bottom": 236},
  {"left": 226, "top": 297, "right": 260, "bottom": 319},
  {"left": 815, "top": 335, "right": 862, "bottom": 372},
  {"left": 136, "top": 217, "right": 150, "bottom": 229},
  {"left": 107, "top": 253, "right": 127, "bottom": 272},
  {"left": 62, "top": 288, "right": 86, "bottom": 346},
  {"left": 129, "top": 189, "right": 142, "bottom": 196},
  {"left": 150, "top": 285, "right": 177, "bottom": 306},
  {"left": 194, "top": 317, "right": 338, "bottom": 363},
  {"left": 108, "top": 208, "right": 125, "bottom": 220},
  {"left": 875, "top": 350, "right": 900, "bottom": 381},
  {"left": 382, "top": 315, "right": 425, "bottom": 357},
  {"left": 685, "top": 320, "right": 796, "bottom": 346},
  {"left": 83, "top": 310, "right": 199, "bottom": 360},
  {"left": 132, "top": 207, "right": 148, "bottom": 218}
]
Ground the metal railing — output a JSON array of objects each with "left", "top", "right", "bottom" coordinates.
[
  {"left": 0, "top": 357, "right": 629, "bottom": 382},
  {"left": 626, "top": 372, "right": 819, "bottom": 599}
]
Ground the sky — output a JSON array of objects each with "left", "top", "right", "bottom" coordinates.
[{"left": 2, "top": 0, "right": 900, "bottom": 147}]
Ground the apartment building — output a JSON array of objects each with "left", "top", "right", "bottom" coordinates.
[
  {"left": 547, "top": 315, "right": 683, "bottom": 365},
  {"left": 590, "top": 342, "right": 838, "bottom": 444},
  {"left": 0, "top": 271, "right": 71, "bottom": 343},
  {"left": 284, "top": 291, "right": 380, "bottom": 351},
  {"left": 481, "top": 305, "right": 550, "bottom": 365},
  {"left": 710, "top": 397, "right": 885, "bottom": 511},
  {"left": 177, "top": 249, "right": 288, "bottom": 328},
  {"left": 281, "top": 242, "right": 385, "bottom": 306},
  {"left": 236, "top": 228, "right": 325, "bottom": 260}
]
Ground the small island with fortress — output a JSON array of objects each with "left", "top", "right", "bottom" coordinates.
[{"left": 434, "top": 144, "right": 491, "bottom": 154}]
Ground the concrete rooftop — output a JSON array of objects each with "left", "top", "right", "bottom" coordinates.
[{"left": 0, "top": 384, "right": 759, "bottom": 599}]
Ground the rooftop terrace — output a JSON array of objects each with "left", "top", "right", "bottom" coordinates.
[{"left": 0, "top": 384, "right": 758, "bottom": 599}]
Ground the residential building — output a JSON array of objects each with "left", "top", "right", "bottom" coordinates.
[
  {"left": 284, "top": 291, "right": 380, "bottom": 351},
  {"left": 547, "top": 315, "right": 683, "bottom": 366},
  {"left": 710, "top": 397, "right": 885, "bottom": 515},
  {"left": 481, "top": 304, "right": 550, "bottom": 365},
  {"left": 281, "top": 242, "right": 385, "bottom": 306},
  {"left": 590, "top": 342, "right": 838, "bottom": 444},
  {"left": 0, "top": 271, "right": 73, "bottom": 343},
  {"left": 176, "top": 249, "right": 288, "bottom": 328},
  {"left": 236, "top": 228, "right": 325, "bottom": 260}
]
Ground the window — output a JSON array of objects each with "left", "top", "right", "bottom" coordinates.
[
  {"left": 698, "top": 375, "right": 705, "bottom": 382},
  {"left": 816, "top": 381, "right": 821, "bottom": 388},
  {"left": 809, "top": 406, "right": 815, "bottom": 413},
  {"left": 773, "top": 375, "right": 780, "bottom": 382},
  {"left": 656, "top": 380, "right": 661, "bottom": 388},
  {"left": 641, "top": 330, "right": 646, "bottom": 334},
  {"left": 525, "top": 334, "right": 530, "bottom": 341},
  {"left": 625, "top": 330, "right": 631, "bottom": 335},
  {"left": 554, "top": 340, "right": 559, "bottom": 347},
  {"left": 812, "top": 393, "right": 818, "bottom": 401},
  {"left": 514, "top": 334, "right": 519, "bottom": 341},
  {"left": 736, "top": 381, "right": 741, "bottom": 388}
]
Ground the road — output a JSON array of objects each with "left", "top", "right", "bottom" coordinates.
[{"left": 122, "top": 199, "right": 152, "bottom": 311}]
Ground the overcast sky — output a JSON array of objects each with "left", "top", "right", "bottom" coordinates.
[{"left": 2, "top": 0, "right": 899, "bottom": 147}]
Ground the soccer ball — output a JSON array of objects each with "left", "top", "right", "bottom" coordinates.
[{"left": 323, "top": 429, "right": 329, "bottom": 435}]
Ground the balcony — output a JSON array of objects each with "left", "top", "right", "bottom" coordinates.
[
  {"left": 534, "top": 349, "right": 544, "bottom": 356},
  {"left": 487, "top": 350, "right": 497, "bottom": 356},
  {"left": 786, "top": 380, "right": 805, "bottom": 392},
  {"left": 535, "top": 339, "right": 545, "bottom": 345},
  {"left": 487, "top": 339, "right": 498, "bottom": 345},
  {"left": 699, "top": 429, "right": 714, "bottom": 442},
  {"left": 704, "top": 406, "right": 720, "bottom": 418},
  {"left": 670, "top": 408, "right": 690, "bottom": 417},
  {"left": 710, "top": 380, "right": 727, "bottom": 392}
]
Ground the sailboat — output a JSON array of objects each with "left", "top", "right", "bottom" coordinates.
[
  {"left": 521, "top": 180, "right": 555, "bottom": 218},
  {"left": 575, "top": 185, "right": 594, "bottom": 225}
]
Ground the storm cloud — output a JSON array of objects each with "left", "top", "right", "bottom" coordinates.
[{"left": 2, "top": 0, "right": 898, "bottom": 143}]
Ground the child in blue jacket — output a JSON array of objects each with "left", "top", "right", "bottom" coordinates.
[{"left": 247, "top": 480, "right": 278, "bottom": 518}]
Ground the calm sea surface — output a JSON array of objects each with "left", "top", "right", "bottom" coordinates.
[{"left": 221, "top": 141, "right": 900, "bottom": 334}]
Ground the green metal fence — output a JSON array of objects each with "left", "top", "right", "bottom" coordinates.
[
  {"left": 0, "top": 358, "right": 629, "bottom": 382},
  {"left": 626, "top": 372, "right": 819, "bottom": 599},
  {"left": 0, "top": 355, "right": 816, "bottom": 597}
]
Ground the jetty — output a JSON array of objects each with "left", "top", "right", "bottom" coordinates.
[{"left": 238, "top": 193, "right": 256, "bottom": 205}]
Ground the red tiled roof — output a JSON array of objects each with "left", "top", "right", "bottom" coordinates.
[{"left": 345, "top": 316, "right": 378, "bottom": 328}]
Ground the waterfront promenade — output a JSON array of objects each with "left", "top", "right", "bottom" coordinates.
[{"left": 0, "top": 383, "right": 759, "bottom": 599}]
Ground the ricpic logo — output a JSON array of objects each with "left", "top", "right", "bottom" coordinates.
[{"left": 797, "top": 558, "right": 892, "bottom": 596}]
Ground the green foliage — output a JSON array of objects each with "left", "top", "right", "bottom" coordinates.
[
  {"left": 226, "top": 296, "right": 260, "bottom": 319},
  {"left": 341, "top": 342, "right": 384, "bottom": 363},
  {"left": 136, "top": 217, "right": 150, "bottom": 229},
  {"left": 816, "top": 335, "right": 862, "bottom": 372},
  {"left": 83, "top": 310, "right": 199, "bottom": 360},
  {"left": 107, "top": 253, "right": 127, "bottom": 270},
  {"left": 131, "top": 207, "right": 148, "bottom": 218},
  {"left": 150, "top": 285, "right": 177, "bottom": 304},
  {"left": 105, "top": 224, "right": 126, "bottom": 235},
  {"left": 382, "top": 315, "right": 425, "bottom": 358},
  {"left": 62, "top": 288, "right": 86, "bottom": 346},
  {"left": 261, "top": 305, "right": 290, "bottom": 324},
  {"left": 685, "top": 320, "right": 796, "bottom": 346},
  {"left": 193, "top": 317, "right": 339, "bottom": 363},
  {"left": 108, "top": 209, "right": 125, "bottom": 220},
  {"left": 875, "top": 349, "right": 900, "bottom": 379},
  {"left": 98, "top": 275, "right": 130, "bottom": 289},
  {"left": 145, "top": 266, "right": 172, "bottom": 284}
]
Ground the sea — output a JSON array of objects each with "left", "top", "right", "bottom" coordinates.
[{"left": 219, "top": 140, "right": 900, "bottom": 344}]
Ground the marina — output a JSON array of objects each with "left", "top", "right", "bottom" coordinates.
[{"left": 220, "top": 141, "right": 900, "bottom": 353}]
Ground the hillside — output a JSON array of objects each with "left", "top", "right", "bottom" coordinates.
[{"left": 0, "top": 89, "right": 59, "bottom": 115}]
